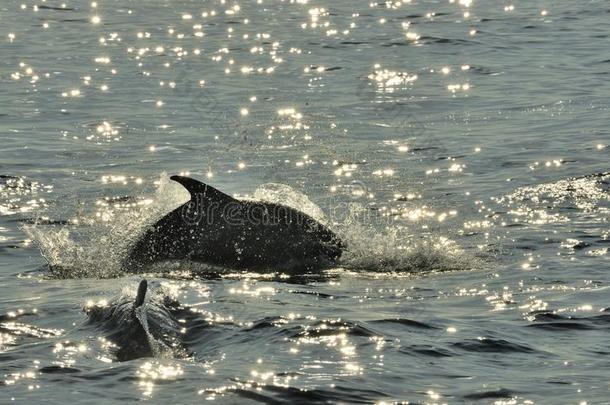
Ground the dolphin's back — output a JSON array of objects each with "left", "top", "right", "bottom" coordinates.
[
  {"left": 123, "top": 176, "right": 343, "bottom": 272},
  {"left": 236, "top": 200, "right": 343, "bottom": 266}
]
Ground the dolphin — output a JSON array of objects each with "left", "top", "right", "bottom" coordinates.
[
  {"left": 122, "top": 175, "right": 344, "bottom": 273},
  {"left": 83, "top": 280, "right": 188, "bottom": 361}
]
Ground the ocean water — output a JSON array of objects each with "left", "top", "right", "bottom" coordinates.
[{"left": 1, "top": 0, "right": 610, "bottom": 403}]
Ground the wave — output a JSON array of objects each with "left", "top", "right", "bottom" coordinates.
[
  {"left": 452, "top": 337, "right": 537, "bottom": 354},
  {"left": 526, "top": 309, "right": 610, "bottom": 331}
]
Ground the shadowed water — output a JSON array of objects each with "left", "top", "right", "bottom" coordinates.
[{"left": 1, "top": 0, "right": 610, "bottom": 403}]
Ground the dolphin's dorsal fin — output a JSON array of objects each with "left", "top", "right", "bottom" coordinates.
[
  {"left": 170, "top": 175, "right": 236, "bottom": 203},
  {"left": 134, "top": 279, "right": 147, "bottom": 308}
]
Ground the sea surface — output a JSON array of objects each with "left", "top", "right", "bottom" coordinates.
[{"left": 1, "top": 0, "right": 610, "bottom": 403}]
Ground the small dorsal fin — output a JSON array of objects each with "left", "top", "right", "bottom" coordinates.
[
  {"left": 170, "top": 175, "right": 236, "bottom": 203},
  {"left": 134, "top": 279, "right": 147, "bottom": 308}
]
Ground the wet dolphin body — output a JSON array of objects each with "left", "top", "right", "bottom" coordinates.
[
  {"left": 122, "top": 175, "right": 344, "bottom": 272},
  {"left": 84, "top": 280, "right": 187, "bottom": 361}
]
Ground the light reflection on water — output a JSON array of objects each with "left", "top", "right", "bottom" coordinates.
[{"left": 1, "top": 0, "right": 610, "bottom": 403}]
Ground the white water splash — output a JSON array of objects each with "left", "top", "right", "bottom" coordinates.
[
  {"left": 23, "top": 174, "right": 188, "bottom": 278},
  {"left": 252, "top": 183, "right": 329, "bottom": 224},
  {"left": 336, "top": 204, "right": 477, "bottom": 273},
  {"left": 24, "top": 175, "right": 475, "bottom": 278}
]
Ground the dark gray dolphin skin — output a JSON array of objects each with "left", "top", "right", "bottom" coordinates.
[
  {"left": 84, "top": 280, "right": 153, "bottom": 361},
  {"left": 84, "top": 280, "right": 187, "bottom": 362},
  {"left": 122, "top": 175, "right": 344, "bottom": 272}
]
